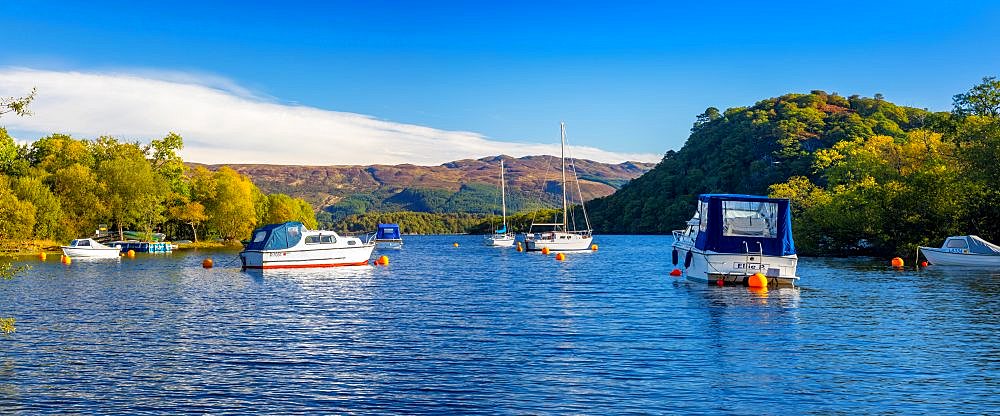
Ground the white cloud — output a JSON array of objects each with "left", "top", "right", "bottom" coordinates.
[{"left": 0, "top": 68, "right": 661, "bottom": 165}]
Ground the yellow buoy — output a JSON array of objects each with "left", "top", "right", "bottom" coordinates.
[
  {"left": 38, "top": 252, "right": 47, "bottom": 261},
  {"left": 891, "top": 257, "right": 904, "bottom": 268},
  {"left": 376, "top": 255, "right": 389, "bottom": 266},
  {"left": 453, "top": 242, "right": 459, "bottom": 247},
  {"left": 541, "top": 247, "right": 550, "bottom": 255},
  {"left": 202, "top": 258, "right": 213, "bottom": 268},
  {"left": 516, "top": 245, "right": 523, "bottom": 252},
  {"left": 61, "top": 255, "right": 71, "bottom": 265},
  {"left": 591, "top": 244, "right": 598, "bottom": 251},
  {"left": 555, "top": 253, "right": 566, "bottom": 261},
  {"left": 127, "top": 249, "right": 136, "bottom": 258},
  {"left": 748, "top": 272, "right": 768, "bottom": 288}
]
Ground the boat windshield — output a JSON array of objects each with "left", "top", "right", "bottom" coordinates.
[{"left": 722, "top": 200, "right": 778, "bottom": 238}]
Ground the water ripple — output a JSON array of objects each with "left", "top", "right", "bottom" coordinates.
[{"left": 0, "top": 236, "right": 998, "bottom": 414}]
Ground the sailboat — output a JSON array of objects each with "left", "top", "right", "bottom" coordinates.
[
  {"left": 484, "top": 159, "right": 516, "bottom": 247},
  {"left": 523, "top": 123, "right": 595, "bottom": 252}
]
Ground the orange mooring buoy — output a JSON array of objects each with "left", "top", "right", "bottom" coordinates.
[
  {"left": 38, "top": 252, "right": 47, "bottom": 261},
  {"left": 202, "top": 258, "right": 213, "bottom": 268},
  {"left": 376, "top": 255, "right": 389, "bottom": 266},
  {"left": 555, "top": 253, "right": 566, "bottom": 261},
  {"left": 541, "top": 247, "right": 550, "bottom": 255},
  {"left": 747, "top": 272, "right": 768, "bottom": 288},
  {"left": 127, "top": 249, "right": 136, "bottom": 258},
  {"left": 669, "top": 269, "right": 682, "bottom": 277},
  {"left": 920, "top": 261, "right": 928, "bottom": 267},
  {"left": 891, "top": 257, "right": 904, "bottom": 268},
  {"left": 591, "top": 244, "right": 598, "bottom": 251}
]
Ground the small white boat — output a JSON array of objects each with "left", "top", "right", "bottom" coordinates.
[
  {"left": 374, "top": 223, "right": 403, "bottom": 249},
  {"left": 485, "top": 159, "right": 516, "bottom": 247},
  {"left": 61, "top": 238, "right": 121, "bottom": 258},
  {"left": 239, "top": 222, "right": 375, "bottom": 269},
  {"left": 671, "top": 194, "right": 799, "bottom": 286},
  {"left": 523, "top": 122, "right": 595, "bottom": 252},
  {"left": 920, "top": 235, "right": 1000, "bottom": 267}
]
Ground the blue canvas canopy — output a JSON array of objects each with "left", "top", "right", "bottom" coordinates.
[
  {"left": 944, "top": 235, "right": 1000, "bottom": 255},
  {"left": 376, "top": 223, "right": 401, "bottom": 240},
  {"left": 495, "top": 225, "right": 508, "bottom": 234},
  {"left": 693, "top": 194, "right": 796, "bottom": 256},
  {"left": 244, "top": 221, "right": 305, "bottom": 250}
]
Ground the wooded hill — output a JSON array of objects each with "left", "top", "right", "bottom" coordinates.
[{"left": 587, "top": 79, "right": 1000, "bottom": 256}]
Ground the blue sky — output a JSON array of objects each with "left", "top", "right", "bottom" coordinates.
[{"left": 2, "top": 1, "right": 999, "bottom": 164}]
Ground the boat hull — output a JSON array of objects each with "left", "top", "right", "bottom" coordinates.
[
  {"left": 240, "top": 244, "right": 375, "bottom": 269},
  {"left": 61, "top": 247, "right": 121, "bottom": 259},
  {"left": 525, "top": 233, "right": 594, "bottom": 252},
  {"left": 920, "top": 247, "right": 1000, "bottom": 267},
  {"left": 485, "top": 234, "right": 516, "bottom": 247},
  {"left": 670, "top": 243, "right": 799, "bottom": 286},
  {"left": 375, "top": 240, "right": 403, "bottom": 249}
]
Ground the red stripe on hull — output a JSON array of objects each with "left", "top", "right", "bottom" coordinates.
[{"left": 244, "top": 260, "right": 371, "bottom": 269}]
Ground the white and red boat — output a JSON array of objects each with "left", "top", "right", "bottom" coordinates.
[{"left": 239, "top": 222, "right": 375, "bottom": 270}]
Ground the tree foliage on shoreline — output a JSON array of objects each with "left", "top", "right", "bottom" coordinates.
[
  {"left": 0, "top": 129, "right": 317, "bottom": 244},
  {"left": 587, "top": 78, "right": 1000, "bottom": 256}
]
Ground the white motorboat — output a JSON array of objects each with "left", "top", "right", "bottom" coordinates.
[
  {"left": 61, "top": 238, "right": 122, "bottom": 258},
  {"left": 485, "top": 159, "right": 516, "bottom": 247},
  {"left": 671, "top": 194, "right": 799, "bottom": 286},
  {"left": 240, "top": 221, "right": 375, "bottom": 269},
  {"left": 523, "top": 122, "right": 594, "bottom": 252},
  {"left": 920, "top": 235, "right": 1000, "bottom": 267},
  {"left": 374, "top": 223, "right": 403, "bottom": 249}
]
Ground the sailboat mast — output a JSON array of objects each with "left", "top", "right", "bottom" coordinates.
[
  {"left": 560, "top": 122, "right": 568, "bottom": 232},
  {"left": 500, "top": 159, "right": 507, "bottom": 229}
]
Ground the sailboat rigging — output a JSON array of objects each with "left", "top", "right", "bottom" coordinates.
[{"left": 523, "top": 122, "right": 595, "bottom": 252}]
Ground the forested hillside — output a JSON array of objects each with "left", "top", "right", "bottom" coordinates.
[
  {"left": 195, "top": 156, "right": 653, "bottom": 224},
  {"left": 588, "top": 78, "right": 1000, "bottom": 256}
]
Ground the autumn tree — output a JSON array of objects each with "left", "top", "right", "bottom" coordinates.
[
  {"left": 199, "top": 167, "right": 260, "bottom": 241},
  {"left": 169, "top": 201, "right": 208, "bottom": 242}
]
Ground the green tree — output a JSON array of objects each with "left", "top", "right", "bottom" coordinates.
[
  {"left": 96, "top": 147, "right": 168, "bottom": 240},
  {"left": 12, "top": 175, "right": 63, "bottom": 240},
  {"left": 48, "top": 163, "right": 107, "bottom": 238},
  {"left": 953, "top": 76, "right": 1000, "bottom": 118},
  {"left": 145, "top": 132, "right": 189, "bottom": 197},
  {"left": 0, "top": 178, "right": 36, "bottom": 241}
]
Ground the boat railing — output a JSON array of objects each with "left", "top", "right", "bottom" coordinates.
[{"left": 672, "top": 230, "right": 688, "bottom": 242}]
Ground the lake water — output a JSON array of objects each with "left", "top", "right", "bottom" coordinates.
[{"left": 1, "top": 235, "right": 998, "bottom": 414}]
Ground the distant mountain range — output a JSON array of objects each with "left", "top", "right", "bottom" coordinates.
[{"left": 191, "top": 155, "right": 655, "bottom": 220}]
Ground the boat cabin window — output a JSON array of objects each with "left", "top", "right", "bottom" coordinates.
[
  {"left": 722, "top": 200, "right": 778, "bottom": 238},
  {"left": 945, "top": 238, "right": 968, "bottom": 249},
  {"left": 252, "top": 231, "right": 267, "bottom": 243},
  {"left": 698, "top": 201, "right": 708, "bottom": 232},
  {"left": 306, "top": 235, "right": 337, "bottom": 244},
  {"left": 74, "top": 239, "right": 90, "bottom": 247}
]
